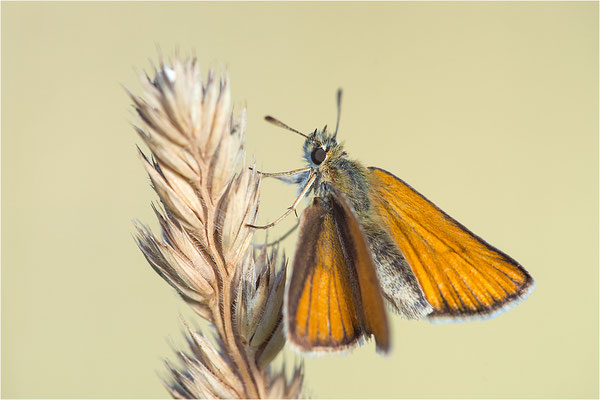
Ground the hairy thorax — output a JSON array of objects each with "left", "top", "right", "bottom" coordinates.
[{"left": 314, "top": 156, "right": 371, "bottom": 215}]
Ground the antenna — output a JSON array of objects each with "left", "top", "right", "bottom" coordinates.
[
  {"left": 334, "top": 88, "right": 343, "bottom": 138},
  {"left": 264, "top": 116, "right": 311, "bottom": 140}
]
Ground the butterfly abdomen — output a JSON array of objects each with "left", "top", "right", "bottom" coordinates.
[{"left": 361, "top": 219, "right": 434, "bottom": 319}]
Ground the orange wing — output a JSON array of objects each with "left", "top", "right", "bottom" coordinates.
[
  {"left": 368, "top": 167, "right": 534, "bottom": 321},
  {"left": 331, "top": 187, "right": 389, "bottom": 351},
  {"left": 287, "top": 192, "right": 389, "bottom": 353}
]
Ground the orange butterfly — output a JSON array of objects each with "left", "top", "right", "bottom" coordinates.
[{"left": 250, "top": 90, "right": 534, "bottom": 354}]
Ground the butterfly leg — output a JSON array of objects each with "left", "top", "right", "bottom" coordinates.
[
  {"left": 248, "top": 170, "right": 316, "bottom": 229},
  {"left": 250, "top": 166, "right": 311, "bottom": 185},
  {"left": 252, "top": 221, "right": 300, "bottom": 248},
  {"left": 252, "top": 167, "right": 311, "bottom": 178}
]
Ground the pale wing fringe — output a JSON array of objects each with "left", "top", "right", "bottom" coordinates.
[{"left": 131, "top": 56, "right": 303, "bottom": 399}]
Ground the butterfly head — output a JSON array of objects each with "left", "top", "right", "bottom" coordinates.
[{"left": 302, "top": 127, "right": 345, "bottom": 170}]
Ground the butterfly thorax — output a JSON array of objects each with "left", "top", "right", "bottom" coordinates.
[{"left": 303, "top": 129, "right": 371, "bottom": 214}]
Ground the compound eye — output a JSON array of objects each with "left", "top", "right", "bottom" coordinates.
[{"left": 311, "top": 147, "right": 326, "bottom": 165}]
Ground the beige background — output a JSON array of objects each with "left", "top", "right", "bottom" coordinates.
[{"left": 2, "top": 2, "right": 598, "bottom": 398}]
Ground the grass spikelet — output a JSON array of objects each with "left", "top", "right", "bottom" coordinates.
[{"left": 130, "top": 55, "right": 304, "bottom": 399}]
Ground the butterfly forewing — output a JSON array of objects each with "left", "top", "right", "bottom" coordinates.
[
  {"left": 287, "top": 192, "right": 389, "bottom": 353},
  {"left": 368, "top": 167, "right": 534, "bottom": 320},
  {"left": 287, "top": 197, "right": 362, "bottom": 351}
]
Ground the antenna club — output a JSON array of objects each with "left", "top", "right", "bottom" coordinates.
[
  {"left": 264, "top": 114, "right": 311, "bottom": 140},
  {"left": 334, "top": 88, "right": 343, "bottom": 137}
]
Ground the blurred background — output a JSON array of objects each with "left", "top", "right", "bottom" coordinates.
[{"left": 2, "top": 2, "right": 598, "bottom": 398}]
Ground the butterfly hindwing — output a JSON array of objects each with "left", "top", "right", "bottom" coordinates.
[
  {"left": 368, "top": 167, "right": 534, "bottom": 321},
  {"left": 329, "top": 187, "right": 390, "bottom": 352}
]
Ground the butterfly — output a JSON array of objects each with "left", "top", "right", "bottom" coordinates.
[{"left": 249, "top": 90, "right": 535, "bottom": 354}]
